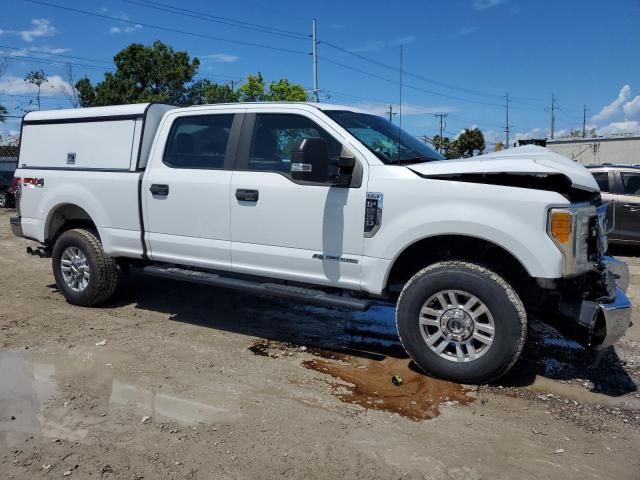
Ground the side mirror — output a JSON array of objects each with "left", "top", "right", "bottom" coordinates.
[{"left": 291, "top": 137, "right": 330, "bottom": 183}]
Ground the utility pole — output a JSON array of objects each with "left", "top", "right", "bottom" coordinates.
[
  {"left": 311, "top": 19, "right": 319, "bottom": 103},
  {"left": 434, "top": 113, "right": 447, "bottom": 153},
  {"left": 398, "top": 44, "right": 403, "bottom": 134},
  {"left": 418, "top": 135, "right": 430, "bottom": 145},
  {"left": 386, "top": 104, "right": 396, "bottom": 122},
  {"left": 504, "top": 92, "right": 511, "bottom": 149},
  {"left": 549, "top": 93, "right": 557, "bottom": 140},
  {"left": 582, "top": 104, "right": 588, "bottom": 138}
]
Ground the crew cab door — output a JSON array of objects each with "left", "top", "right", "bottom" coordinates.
[
  {"left": 614, "top": 169, "right": 640, "bottom": 243},
  {"left": 142, "top": 110, "right": 243, "bottom": 270},
  {"left": 230, "top": 111, "right": 368, "bottom": 290}
]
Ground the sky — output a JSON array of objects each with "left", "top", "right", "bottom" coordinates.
[{"left": 1, "top": 0, "right": 639, "bottom": 147}]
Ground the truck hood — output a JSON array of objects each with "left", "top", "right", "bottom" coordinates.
[{"left": 408, "top": 145, "right": 599, "bottom": 193}]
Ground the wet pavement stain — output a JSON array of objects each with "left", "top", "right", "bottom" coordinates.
[{"left": 302, "top": 351, "right": 475, "bottom": 421}]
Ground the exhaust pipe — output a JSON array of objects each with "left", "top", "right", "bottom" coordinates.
[{"left": 26, "top": 246, "right": 52, "bottom": 258}]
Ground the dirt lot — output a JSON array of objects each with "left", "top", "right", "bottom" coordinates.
[{"left": 1, "top": 208, "right": 639, "bottom": 480}]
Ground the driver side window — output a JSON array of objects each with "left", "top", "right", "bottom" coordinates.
[{"left": 248, "top": 114, "right": 342, "bottom": 182}]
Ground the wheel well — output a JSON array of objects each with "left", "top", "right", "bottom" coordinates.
[
  {"left": 386, "top": 235, "right": 534, "bottom": 300},
  {"left": 46, "top": 204, "right": 97, "bottom": 244}
]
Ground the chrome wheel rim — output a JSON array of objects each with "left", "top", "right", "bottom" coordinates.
[
  {"left": 60, "top": 246, "right": 90, "bottom": 292},
  {"left": 419, "top": 289, "right": 495, "bottom": 362}
]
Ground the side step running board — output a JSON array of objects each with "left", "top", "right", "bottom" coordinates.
[{"left": 144, "top": 265, "right": 372, "bottom": 311}]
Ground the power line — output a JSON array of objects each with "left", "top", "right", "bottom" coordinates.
[
  {"left": 120, "top": 0, "right": 309, "bottom": 40},
  {"left": 319, "top": 56, "right": 505, "bottom": 108},
  {"left": 1, "top": 54, "right": 111, "bottom": 71},
  {"left": 0, "top": 44, "right": 113, "bottom": 65},
  {"left": 26, "top": 0, "right": 310, "bottom": 55},
  {"left": 321, "top": 41, "right": 504, "bottom": 101}
]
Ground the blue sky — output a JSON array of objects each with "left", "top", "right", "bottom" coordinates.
[{"left": 1, "top": 0, "right": 639, "bottom": 146}]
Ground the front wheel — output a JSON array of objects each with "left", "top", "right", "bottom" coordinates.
[
  {"left": 0, "top": 191, "right": 9, "bottom": 208},
  {"left": 52, "top": 228, "right": 119, "bottom": 306},
  {"left": 396, "top": 261, "right": 527, "bottom": 384}
]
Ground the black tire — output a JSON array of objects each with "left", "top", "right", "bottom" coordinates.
[
  {"left": 52, "top": 228, "right": 118, "bottom": 306},
  {"left": 0, "top": 191, "right": 8, "bottom": 208},
  {"left": 396, "top": 261, "right": 527, "bottom": 384}
]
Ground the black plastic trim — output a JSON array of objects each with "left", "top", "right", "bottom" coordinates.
[
  {"left": 23, "top": 114, "right": 142, "bottom": 125},
  {"left": 135, "top": 103, "right": 153, "bottom": 171},
  {"left": 137, "top": 172, "right": 148, "bottom": 260},
  {"left": 144, "top": 265, "right": 371, "bottom": 311},
  {"left": 15, "top": 166, "right": 132, "bottom": 172},
  {"left": 9, "top": 215, "right": 23, "bottom": 238}
]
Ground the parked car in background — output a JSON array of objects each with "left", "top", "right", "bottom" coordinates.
[
  {"left": 0, "top": 157, "right": 18, "bottom": 208},
  {"left": 587, "top": 164, "right": 640, "bottom": 245}
]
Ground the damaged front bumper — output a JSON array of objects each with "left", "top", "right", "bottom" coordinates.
[
  {"left": 561, "top": 256, "right": 633, "bottom": 349},
  {"left": 578, "top": 287, "right": 632, "bottom": 349}
]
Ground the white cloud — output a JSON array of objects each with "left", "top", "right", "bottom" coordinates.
[
  {"left": 0, "top": 18, "right": 57, "bottom": 42},
  {"left": 473, "top": 0, "right": 505, "bottom": 11},
  {"left": 0, "top": 45, "right": 70, "bottom": 58},
  {"left": 592, "top": 84, "right": 631, "bottom": 123},
  {"left": 513, "top": 127, "right": 549, "bottom": 141},
  {"left": 350, "top": 35, "right": 416, "bottom": 53},
  {"left": 201, "top": 53, "right": 238, "bottom": 63},
  {"left": 623, "top": 95, "right": 640, "bottom": 119},
  {"left": 19, "top": 18, "right": 57, "bottom": 42},
  {"left": 459, "top": 26, "right": 478, "bottom": 35},
  {"left": 109, "top": 24, "right": 142, "bottom": 34},
  {"left": 598, "top": 120, "right": 640, "bottom": 136},
  {"left": 349, "top": 102, "right": 456, "bottom": 117},
  {"left": 0, "top": 75, "right": 74, "bottom": 97}
]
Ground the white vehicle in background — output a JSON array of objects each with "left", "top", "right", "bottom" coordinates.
[{"left": 10, "top": 102, "right": 632, "bottom": 383}]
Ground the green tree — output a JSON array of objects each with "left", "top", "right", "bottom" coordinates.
[
  {"left": 236, "top": 72, "right": 308, "bottom": 102},
  {"left": 432, "top": 135, "right": 460, "bottom": 159},
  {"left": 456, "top": 128, "right": 485, "bottom": 157},
  {"left": 77, "top": 41, "right": 199, "bottom": 106},
  {"left": 237, "top": 73, "right": 266, "bottom": 102},
  {"left": 25, "top": 70, "right": 48, "bottom": 110},
  {"left": 267, "top": 78, "right": 307, "bottom": 101},
  {"left": 187, "top": 79, "right": 238, "bottom": 105}
]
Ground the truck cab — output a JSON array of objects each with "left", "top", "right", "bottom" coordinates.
[{"left": 10, "top": 102, "right": 633, "bottom": 384}]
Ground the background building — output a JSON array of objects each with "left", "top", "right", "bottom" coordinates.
[{"left": 545, "top": 136, "right": 640, "bottom": 165}]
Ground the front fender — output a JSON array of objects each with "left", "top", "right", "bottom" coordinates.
[{"left": 364, "top": 172, "right": 568, "bottom": 293}]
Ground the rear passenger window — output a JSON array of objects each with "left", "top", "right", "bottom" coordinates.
[
  {"left": 591, "top": 172, "right": 609, "bottom": 192},
  {"left": 164, "top": 114, "right": 233, "bottom": 169},
  {"left": 621, "top": 173, "right": 640, "bottom": 195}
]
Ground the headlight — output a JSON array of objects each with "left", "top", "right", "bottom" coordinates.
[{"left": 548, "top": 205, "right": 596, "bottom": 276}]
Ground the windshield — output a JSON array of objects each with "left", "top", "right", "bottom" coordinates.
[{"left": 325, "top": 110, "right": 445, "bottom": 164}]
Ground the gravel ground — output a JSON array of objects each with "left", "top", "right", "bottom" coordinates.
[{"left": 0, "top": 208, "right": 639, "bottom": 479}]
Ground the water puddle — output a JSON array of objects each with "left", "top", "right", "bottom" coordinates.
[
  {"left": 0, "top": 348, "right": 238, "bottom": 445},
  {"left": 302, "top": 350, "right": 475, "bottom": 421}
]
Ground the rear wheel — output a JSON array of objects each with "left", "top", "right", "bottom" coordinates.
[
  {"left": 52, "top": 228, "right": 118, "bottom": 306},
  {"left": 0, "top": 191, "right": 8, "bottom": 208},
  {"left": 396, "top": 261, "right": 527, "bottom": 384}
]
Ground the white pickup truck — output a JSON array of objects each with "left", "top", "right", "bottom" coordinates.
[{"left": 10, "top": 102, "right": 632, "bottom": 383}]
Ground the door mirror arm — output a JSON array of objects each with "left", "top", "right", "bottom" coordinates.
[{"left": 330, "top": 155, "right": 356, "bottom": 187}]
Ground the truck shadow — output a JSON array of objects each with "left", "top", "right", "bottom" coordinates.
[{"left": 106, "top": 270, "right": 637, "bottom": 397}]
